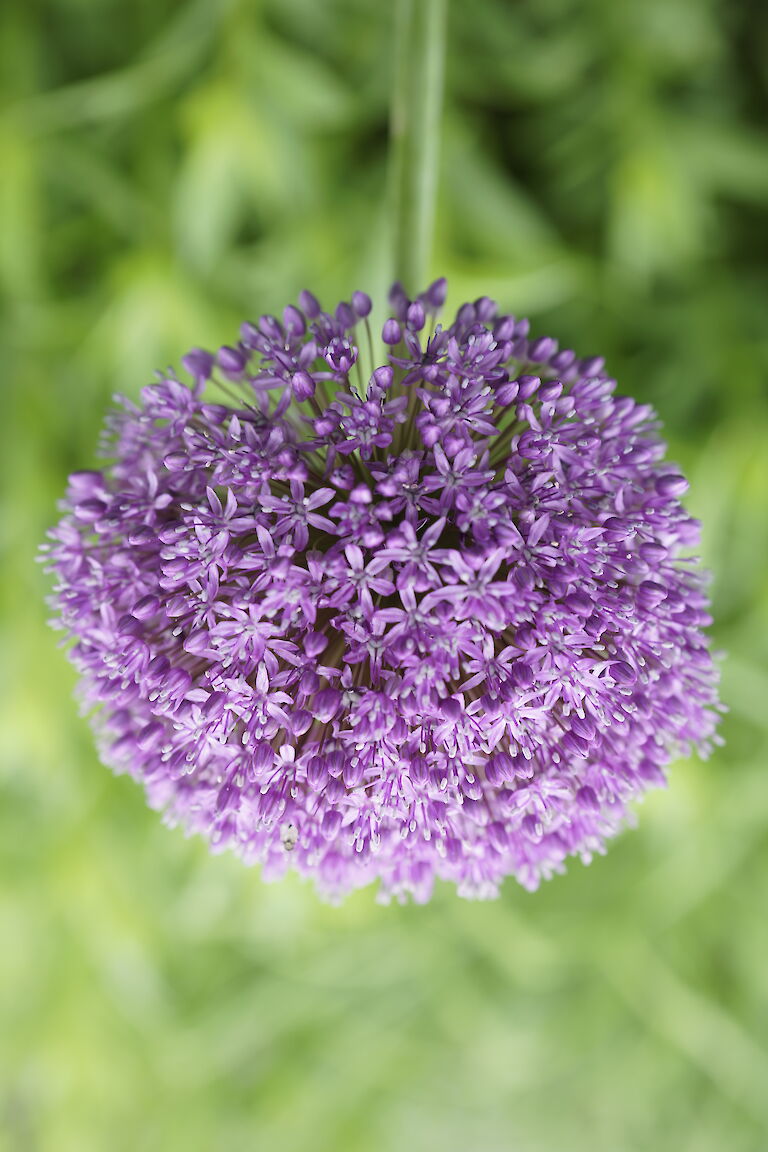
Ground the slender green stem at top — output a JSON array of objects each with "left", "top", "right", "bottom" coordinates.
[{"left": 390, "top": 0, "right": 447, "bottom": 297}]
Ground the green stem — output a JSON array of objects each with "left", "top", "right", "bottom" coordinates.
[{"left": 390, "top": 0, "right": 447, "bottom": 296}]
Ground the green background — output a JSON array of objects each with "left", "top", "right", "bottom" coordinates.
[{"left": 2, "top": 1, "right": 768, "bottom": 1149}]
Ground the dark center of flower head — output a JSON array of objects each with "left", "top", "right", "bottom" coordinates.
[{"left": 45, "top": 279, "right": 721, "bottom": 902}]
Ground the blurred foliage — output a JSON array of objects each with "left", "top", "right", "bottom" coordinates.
[{"left": 2, "top": 0, "right": 768, "bottom": 1149}]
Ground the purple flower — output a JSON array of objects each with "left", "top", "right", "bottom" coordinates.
[{"left": 44, "top": 280, "right": 722, "bottom": 902}]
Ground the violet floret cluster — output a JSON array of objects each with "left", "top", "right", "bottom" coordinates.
[{"left": 45, "top": 280, "right": 721, "bottom": 901}]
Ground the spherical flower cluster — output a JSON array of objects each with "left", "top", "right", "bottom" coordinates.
[{"left": 45, "top": 279, "right": 721, "bottom": 901}]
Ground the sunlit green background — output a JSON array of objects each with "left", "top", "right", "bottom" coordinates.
[{"left": 3, "top": 1, "right": 768, "bottom": 1149}]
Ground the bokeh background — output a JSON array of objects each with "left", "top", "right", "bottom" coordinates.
[{"left": 2, "top": 0, "right": 768, "bottom": 1149}]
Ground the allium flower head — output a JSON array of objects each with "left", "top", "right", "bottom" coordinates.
[{"left": 45, "top": 280, "right": 721, "bottom": 901}]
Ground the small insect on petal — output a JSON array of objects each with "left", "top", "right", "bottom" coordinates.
[{"left": 281, "top": 822, "right": 299, "bottom": 851}]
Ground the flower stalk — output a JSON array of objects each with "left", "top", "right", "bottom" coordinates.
[{"left": 390, "top": 0, "right": 447, "bottom": 296}]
